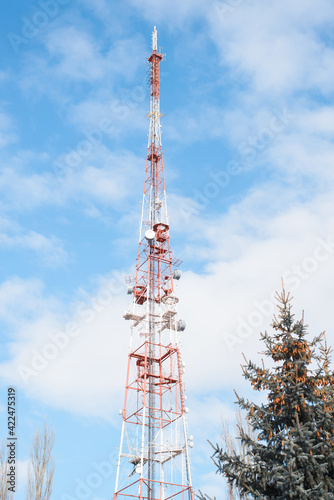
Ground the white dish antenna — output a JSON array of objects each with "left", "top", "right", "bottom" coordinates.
[{"left": 145, "top": 229, "right": 155, "bottom": 241}]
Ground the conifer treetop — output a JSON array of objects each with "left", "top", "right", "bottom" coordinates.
[{"left": 211, "top": 285, "right": 334, "bottom": 500}]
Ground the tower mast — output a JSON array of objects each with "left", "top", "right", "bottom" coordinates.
[{"left": 114, "top": 27, "right": 193, "bottom": 500}]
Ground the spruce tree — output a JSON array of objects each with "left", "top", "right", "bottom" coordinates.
[{"left": 213, "top": 288, "right": 334, "bottom": 499}]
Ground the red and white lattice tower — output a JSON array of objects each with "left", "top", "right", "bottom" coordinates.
[{"left": 114, "top": 27, "right": 194, "bottom": 500}]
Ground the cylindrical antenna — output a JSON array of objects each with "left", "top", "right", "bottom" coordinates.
[{"left": 152, "top": 26, "right": 157, "bottom": 51}]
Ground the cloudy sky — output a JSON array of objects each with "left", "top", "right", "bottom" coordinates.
[{"left": 1, "top": 0, "right": 334, "bottom": 498}]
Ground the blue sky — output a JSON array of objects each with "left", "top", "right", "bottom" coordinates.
[{"left": 1, "top": 0, "right": 334, "bottom": 498}]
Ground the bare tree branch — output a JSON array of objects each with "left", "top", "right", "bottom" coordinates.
[
  {"left": 26, "top": 421, "right": 55, "bottom": 500},
  {"left": 219, "top": 410, "right": 254, "bottom": 500},
  {"left": 0, "top": 441, "right": 14, "bottom": 500}
]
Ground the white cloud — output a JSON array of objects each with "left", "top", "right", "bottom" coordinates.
[
  {"left": 79, "top": 0, "right": 128, "bottom": 36},
  {"left": 15, "top": 460, "right": 29, "bottom": 494},
  {"left": 299, "top": 106, "right": 334, "bottom": 136},
  {"left": 43, "top": 27, "right": 145, "bottom": 83},
  {"left": 0, "top": 277, "right": 62, "bottom": 328},
  {"left": 208, "top": 0, "right": 334, "bottom": 96},
  {"left": 1, "top": 183, "right": 334, "bottom": 419},
  {"left": 2, "top": 0, "right": 332, "bottom": 428},
  {"left": 1, "top": 6, "right": 334, "bottom": 496},
  {"left": 164, "top": 104, "right": 227, "bottom": 144},
  {"left": 20, "top": 26, "right": 146, "bottom": 101},
  {"left": 0, "top": 230, "right": 69, "bottom": 267},
  {"left": 66, "top": 96, "right": 147, "bottom": 137},
  {"left": 173, "top": 186, "right": 334, "bottom": 397},
  {"left": 0, "top": 152, "right": 60, "bottom": 210},
  {"left": 253, "top": 105, "right": 334, "bottom": 183},
  {"left": 1, "top": 172, "right": 334, "bottom": 500},
  {"left": 44, "top": 27, "right": 105, "bottom": 81},
  {"left": 187, "top": 395, "right": 236, "bottom": 467},
  {"left": 197, "top": 471, "right": 227, "bottom": 500},
  {"left": 265, "top": 133, "right": 334, "bottom": 183},
  {"left": 0, "top": 148, "right": 143, "bottom": 213},
  {"left": 0, "top": 274, "right": 129, "bottom": 420},
  {"left": 56, "top": 148, "right": 144, "bottom": 206}
]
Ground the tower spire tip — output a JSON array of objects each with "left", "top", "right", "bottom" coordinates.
[{"left": 152, "top": 26, "right": 157, "bottom": 51}]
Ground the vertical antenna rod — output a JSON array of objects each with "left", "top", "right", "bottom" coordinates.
[
  {"left": 114, "top": 27, "right": 194, "bottom": 500},
  {"left": 152, "top": 25, "right": 157, "bottom": 51}
]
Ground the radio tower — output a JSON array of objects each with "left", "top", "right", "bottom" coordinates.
[{"left": 114, "top": 27, "right": 194, "bottom": 500}]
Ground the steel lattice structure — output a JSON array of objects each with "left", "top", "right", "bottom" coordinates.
[{"left": 114, "top": 27, "right": 194, "bottom": 500}]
